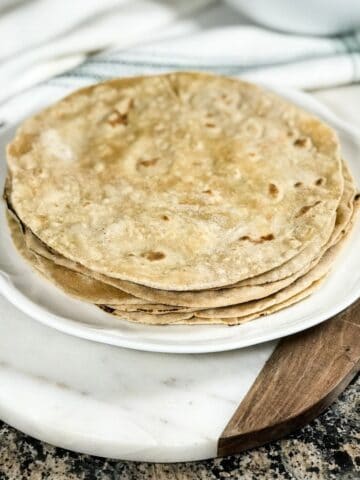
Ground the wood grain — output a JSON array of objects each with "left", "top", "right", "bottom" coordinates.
[{"left": 218, "top": 298, "right": 360, "bottom": 457}]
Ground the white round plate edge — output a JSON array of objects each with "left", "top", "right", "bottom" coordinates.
[{"left": 0, "top": 83, "right": 359, "bottom": 354}]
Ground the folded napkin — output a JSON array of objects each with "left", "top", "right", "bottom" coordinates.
[{"left": 0, "top": 0, "right": 360, "bottom": 107}]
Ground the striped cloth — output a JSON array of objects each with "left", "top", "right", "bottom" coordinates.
[{"left": 0, "top": 0, "right": 360, "bottom": 111}]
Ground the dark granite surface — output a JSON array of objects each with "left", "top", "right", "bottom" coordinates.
[{"left": 0, "top": 376, "right": 358, "bottom": 480}]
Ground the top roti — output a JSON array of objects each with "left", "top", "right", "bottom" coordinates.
[{"left": 7, "top": 73, "right": 343, "bottom": 290}]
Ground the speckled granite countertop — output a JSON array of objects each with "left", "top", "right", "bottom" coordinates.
[{"left": 0, "top": 375, "right": 358, "bottom": 480}]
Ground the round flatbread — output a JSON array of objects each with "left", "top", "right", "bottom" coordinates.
[
  {"left": 104, "top": 279, "right": 326, "bottom": 325},
  {"left": 7, "top": 72, "right": 343, "bottom": 290},
  {"left": 5, "top": 160, "right": 355, "bottom": 310},
  {"left": 98, "top": 201, "right": 359, "bottom": 324},
  {"left": 6, "top": 212, "right": 143, "bottom": 305}
]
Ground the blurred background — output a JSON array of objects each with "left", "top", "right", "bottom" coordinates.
[{"left": 1, "top": 0, "right": 360, "bottom": 107}]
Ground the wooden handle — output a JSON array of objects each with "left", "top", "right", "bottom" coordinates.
[{"left": 218, "top": 298, "right": 360, "bottom": 457}]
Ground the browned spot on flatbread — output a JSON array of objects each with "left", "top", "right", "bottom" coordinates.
[
  {"left": 141, "top": 251, "right": 166, "bottom": 261},
  {"left": 239, "top": 234, "right": 274, "bottom": 244},
  {"left": 107, "top": 110, "right": 128, "bottom": 126},
  {"left": 99, "top": 305, "right": 115, "bottom": 313},
  {"left": 268, "top": 183, "right": 279, "bottom": 197},
  {"left": 315, "top": 177, "right": 325, "bottom": 186},
  {"left": 8, "top": 133, "right": 38, "bottom": 156},
  {"left": 294, "top": 136, "right": 312, "bottom": 148},
  {"left": 138, "top": 158, "right": 159, "bottom": 168},
  {"left": 296, "top": 200, "right": 321, "bottom": 218},
  {"left": 260, "top": 233, "right": 275, "bottom": 241}
]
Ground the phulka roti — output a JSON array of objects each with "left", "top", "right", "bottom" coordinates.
[
  {"left": 97, "top": 161, "right": 353, "bottom": 297},
  {"left": 234, "top": 160, "right": 355, "bottom": 287},
  {"left": 19, "top": 220, "right": 327, "bottom": 308},
  {"left": 5, "top": 179, "right": 358, "bottom": 325},
  {"left": 5, "top": 157, "right": 353, "bottom": 297},
  {"left": 4, "top": 169, "right": 354, "bottom": 312},
  {"left": 104, "top": 215, "right": 356, "bottom": 325},
  {"left": 4, "top": 161, "right": 355, "bottom": 311},
  {"left": 195, "top": 211, "right": 357, "bottom": 319},
  {"left": 81, "top": 161, "right": 353, "bottom": 307},
  {"left": 6, "top": 193, "right": 357, "bottom": 322},
  {"left": 105, "top": 304, "right": 196, "bottom": 313},
  {"left": 7, "top": 72, "right": 343, "bottom": 290},
  {"left": 98, "top": 306, "right": 195, "bottom": 324},
  {"left": 103, "top": 278, "right": 326, "bottom": 325},
  {"left": 197, "top": 278, "right": 326, "bottom": 326},
  {"left": 6, "top": 211, "right": 146, "bottom": 305},
  {"left": 98, "top": 200, "right": 359, "bottom": 323}
]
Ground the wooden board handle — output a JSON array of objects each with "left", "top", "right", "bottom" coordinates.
[{"left": 218, "top": 298, "right": 360, "bottom": 457}]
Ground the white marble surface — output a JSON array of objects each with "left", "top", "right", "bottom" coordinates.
[{"left": 0, "top": 295, "right": 275, "bottom": 462}]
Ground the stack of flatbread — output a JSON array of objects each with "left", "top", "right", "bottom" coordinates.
[{"left": 4, "top": 73, "right": 359, "bottom": 325}]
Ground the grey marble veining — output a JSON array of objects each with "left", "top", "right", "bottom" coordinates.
[{"left": 0, "top": 375, "right": 358, "bottom": 480}]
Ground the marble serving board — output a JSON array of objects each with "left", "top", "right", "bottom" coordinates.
[
  {"left": 0, "top": 293, "right": 275, "bottom": 462},
  {"left": 0, "top": 292, "right": 359, "bottom": 463}
]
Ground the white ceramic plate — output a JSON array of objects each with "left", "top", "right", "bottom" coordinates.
[{"left": 0, "top": 84, "right": 359, "bottom": 354}]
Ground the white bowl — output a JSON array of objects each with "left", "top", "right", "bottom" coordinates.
[{"left": 225, "top": 0, "right": 360, "bottom": 35}]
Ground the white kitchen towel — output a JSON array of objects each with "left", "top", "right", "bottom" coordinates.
[{"left": 0, "top": 0, "right": 360, "bottom": 107}]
